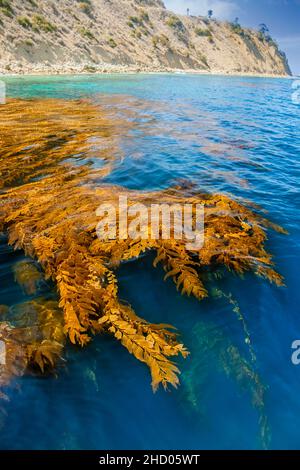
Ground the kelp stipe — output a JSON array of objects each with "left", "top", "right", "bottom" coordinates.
[
  {"left": 218, "top": 290, "right": 271, "bottom": 450},
  {"left": 212, "top": 288, "right": 257, "bottom": 363},
  {"left": 0, "top": 98, "right": 286, "bottom": 392},
  {"left": 181, "top": 319, "right": 270, "bottom": 449}
]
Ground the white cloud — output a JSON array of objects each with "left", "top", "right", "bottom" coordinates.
[{"left": 164, "top": 0, "right": 240, "bottom": 20}]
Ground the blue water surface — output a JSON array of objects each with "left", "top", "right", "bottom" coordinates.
[{"left": 0, "top": 73, "right": 300, "bottom": 450}]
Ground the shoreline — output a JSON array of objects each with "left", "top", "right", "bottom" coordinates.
[{"left": 0, "top": 64, "right": 292, "bottom": 79}]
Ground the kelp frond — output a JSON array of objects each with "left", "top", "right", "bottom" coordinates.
[
  {"left": 13, "top": 260, "right": 44, "bottom": 295},
  {"left": 0, "top": 298, "right": 64, "bottom": 388},
  {"left": 0, "top": 98, "right": 128, "bottom": 189},
  {"left": 0, "top": 98, "right": 286, "bottom": 392}
]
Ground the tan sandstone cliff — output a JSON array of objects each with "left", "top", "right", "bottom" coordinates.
[{"left": 0, "top": 0, "right": 291, "bottom": 75}]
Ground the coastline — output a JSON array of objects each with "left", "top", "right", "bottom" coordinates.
[
  {"left": 0, "top": 1, "right": 291, "bottom": 82},
  {"left": 0, "top": 63, "right": 292, "bottom": 79}
]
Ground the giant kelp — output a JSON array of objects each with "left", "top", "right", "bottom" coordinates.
[
  {"left": 0, "top": 297, "right": 64, "bottom": 392},
  {"left": 0, "top": 98, "right": 286, "bottom": 392},
  {"left": 181, "top": 316, "right": 270, "bottom": 449},
  {"left": 0, "top": 97, "right": 130, "bottom": 189}
]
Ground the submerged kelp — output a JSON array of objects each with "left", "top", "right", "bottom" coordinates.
[
  {"left": 13, "top": 260, "right": 44, "bottom": 296},
  {"left": 182, "top": 317, "right": 270, "bottom": 449},
  {"left": 0, "top": 98, "right": 286, "bottom": 392},
  {"left": 0, "top": 298, "right": 64, "bottom": 390}
]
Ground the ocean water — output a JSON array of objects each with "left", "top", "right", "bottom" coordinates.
[{"left": 0, "top": 73, "right": 300, "bottom": 450}]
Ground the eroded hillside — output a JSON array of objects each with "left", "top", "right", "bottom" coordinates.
[{"left": 0, "top": 0, "right": 291, "bottom": 75}]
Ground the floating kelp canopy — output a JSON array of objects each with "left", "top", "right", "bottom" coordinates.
[{"left": 0, "top": 98, "right": 286, "bottom": 392}]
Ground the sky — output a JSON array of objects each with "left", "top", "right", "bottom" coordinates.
[{"left": 164, "top": 0, "right": 300, "bottom": 75}]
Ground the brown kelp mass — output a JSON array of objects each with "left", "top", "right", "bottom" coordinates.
[{"left": 0, "top": 98, "right": 285, "bottom": 392}]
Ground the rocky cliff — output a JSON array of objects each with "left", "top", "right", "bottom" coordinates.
[{"left": 0, "top": 0, "right": 291, "bottom": 75}]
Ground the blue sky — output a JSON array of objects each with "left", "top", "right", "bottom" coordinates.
[{"left": 164, "top": 0, "right": 300, "bottom": 74}]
